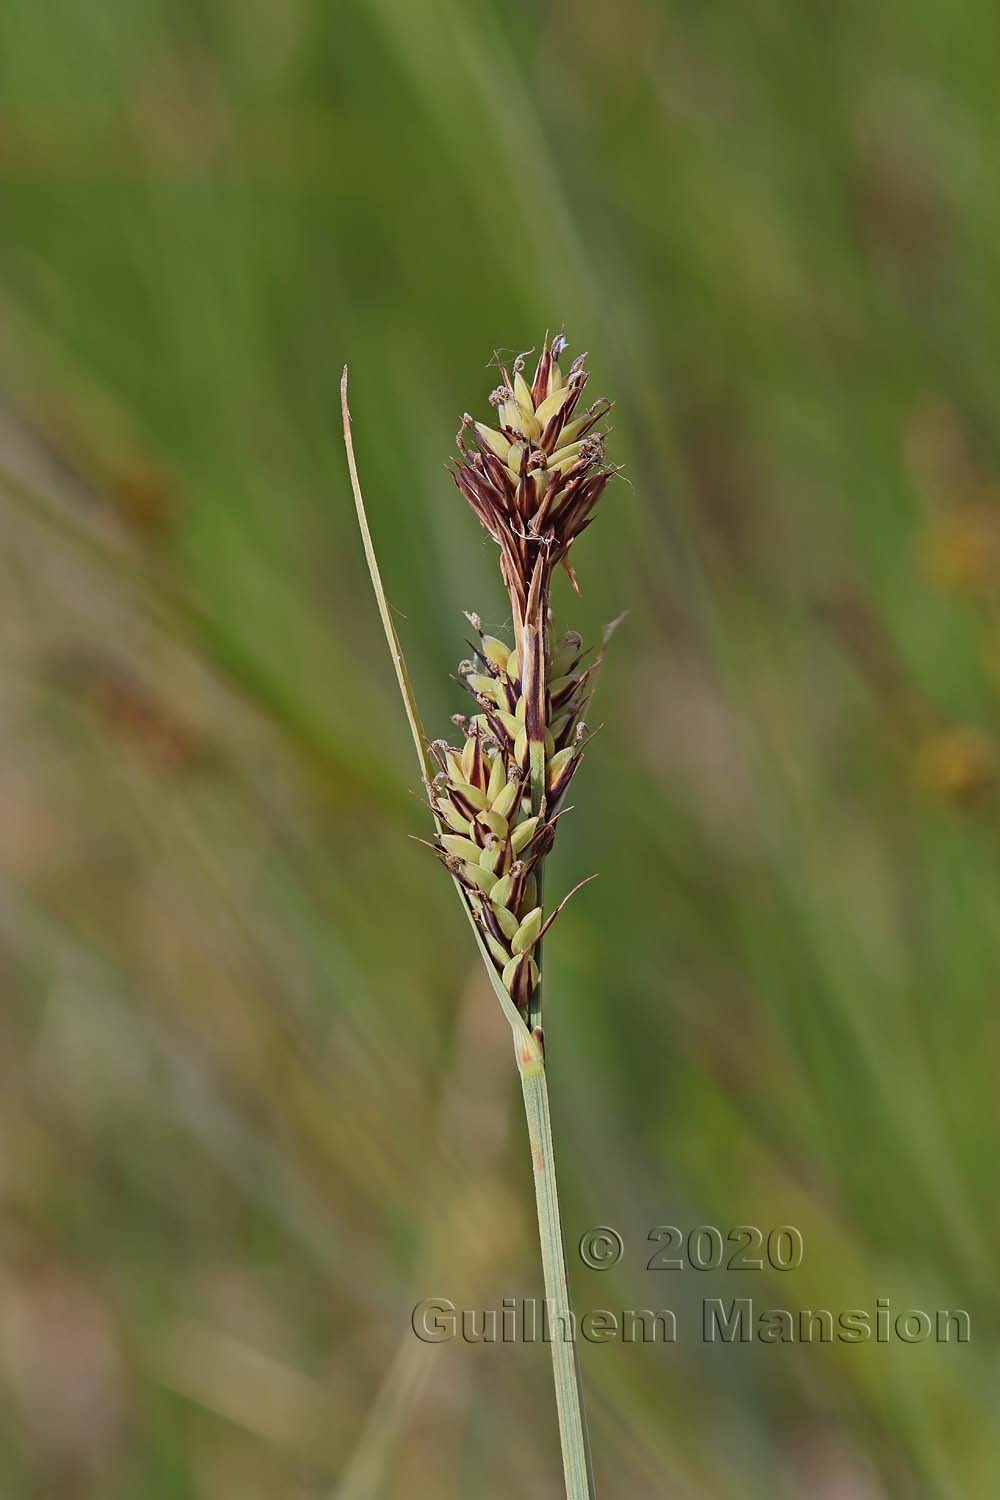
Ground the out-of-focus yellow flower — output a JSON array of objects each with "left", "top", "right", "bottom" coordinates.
[
  {"left": 921, "top": 503, "right": 1000, "bottom": 599},
  {"left": 913, "top": 724, "right": 997, "bottom": 807}
]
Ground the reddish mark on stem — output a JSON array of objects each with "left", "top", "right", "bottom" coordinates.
[{"left": 517, "top": 1034, "right": 542, "bottom": 1069}]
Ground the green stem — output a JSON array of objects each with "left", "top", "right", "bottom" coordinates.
[
  {"left": 528, "top": 863, "right": 544, "bottom": 1035},
  {"left": 527, "top": 732, "right": 546, "bottom": 1034},
  {"left": 526, "top": 600, "right": 549, "bottom": 1032},
  {"left": 528, "top": 738, "right": 547, "bottom": 816},
  {"left": 516, "top": 1039, "right": 596, "bottom": 1500}
]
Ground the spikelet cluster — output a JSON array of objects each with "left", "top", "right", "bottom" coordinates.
[
  {"left": 452, "top": 333, "right": 614, "bottom": 628},
  {"left": 429, "top": 336, "right": 615, "bottom": 1022},
  {"left": 429, "top": 619, "right": 594, "bottom": 1010}
]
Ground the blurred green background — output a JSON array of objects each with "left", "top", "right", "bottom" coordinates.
[{"left": 1, "top": 1, "right": 998, "bottom": 1495}]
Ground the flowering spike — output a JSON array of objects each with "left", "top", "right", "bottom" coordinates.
[{"left": 429, "top": 336, "right": 614, "bottom": 1028}]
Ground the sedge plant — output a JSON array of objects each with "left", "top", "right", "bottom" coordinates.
[{"left": 342, "top": 335, "right": 618, "bottom": 1500}]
